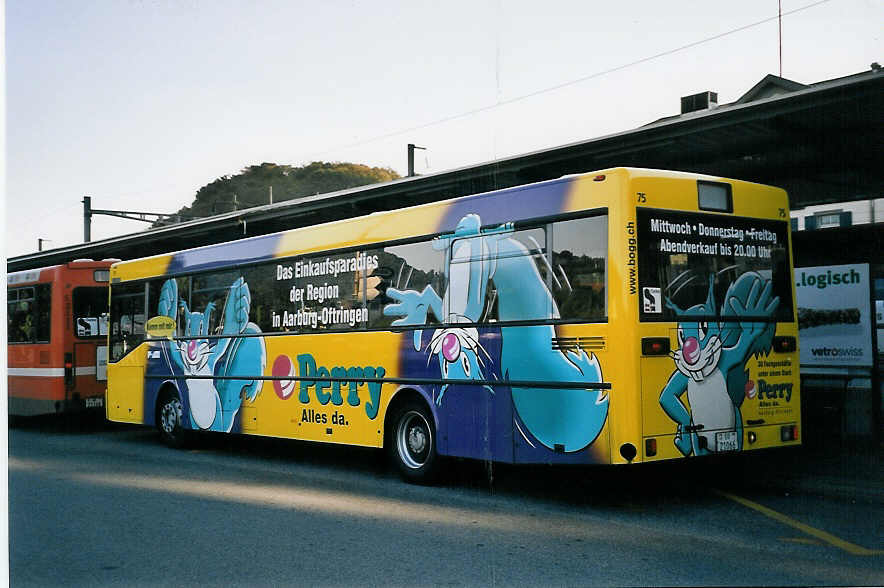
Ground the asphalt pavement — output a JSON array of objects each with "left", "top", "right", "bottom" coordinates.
[{"left": 735, "top": 438, "right": 884, "bottom": 504}]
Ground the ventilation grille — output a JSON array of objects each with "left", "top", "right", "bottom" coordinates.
[{"left": 551, "top": 336, "right": 605, "bottom": 352}]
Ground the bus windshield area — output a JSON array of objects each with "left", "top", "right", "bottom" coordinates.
[{"left": 637, "top": 208, "right": 793, "bottom": 323}]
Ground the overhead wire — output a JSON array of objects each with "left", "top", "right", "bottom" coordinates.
[{"left": 304, "top": 0, "right": 834, "bottom": 161}]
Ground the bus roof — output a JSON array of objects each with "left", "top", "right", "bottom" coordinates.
[
  {"left": 8, "top": 260, "right": 113, "bottom": 285},
  {"left": 109, "top": 168, "right": 784, "bottom": 283}
]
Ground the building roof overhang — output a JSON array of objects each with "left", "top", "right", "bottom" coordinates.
[{"left": 9, "top": 68, "right": 882, "bottom": 272}]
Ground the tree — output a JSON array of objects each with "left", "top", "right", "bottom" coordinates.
[{"left": 156, "top": 161, "right": 400, "bottom": 226}]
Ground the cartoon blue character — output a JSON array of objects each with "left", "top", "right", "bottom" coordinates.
[
  {"left": 384, "top": 214, "right": 507, "bottom": 405},
  {"left": 384, "top": 213, "right": 609, "bottom": 452},
  {"left": 158, "top": 277, "right": 266, "bottom": 432},
  {"left": 425, "top": 326, "right": 493, "bottom": 406},
  {"left": 659, "top": 272, "right": 778, "bottom": 455}
]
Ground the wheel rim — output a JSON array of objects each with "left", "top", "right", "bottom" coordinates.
[
  {"left": 396, "top": 410, "right": 432, "bottom": 470},
  {"left": 160, "top": 398, "right": 182, "bottom": 434}
]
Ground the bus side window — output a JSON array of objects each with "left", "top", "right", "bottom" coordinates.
[
  {"left": 35, "top": 284, "right": 52, "bottom": 342},
  {"left": 109, "top": 282, "right": 147, "bottom": 362},
  {"left": 8, "top": 288, "right": 33, "bottom": 343},
  {"left": 6, "top": 285, "right": 51, "bottom": 343},
  {"left": 238, "top": 264, "right": 279, "bottom": 333},
  {"left": 190, "top": 271, "right": 239, "bottom": 335},
  {"left": 147, "top": 277, "right": 190, "bottom": 336},
  {"left": 368, "top": 240, "right": 445, "bottom": 329},
  {"left": 550, "top": 216, "right": 608, "bottom": 321},
  {"left": 458, "top": 226, "right": 550, "bottom": 322},
  {"left": 6, "top": 289, "right": 18, "bottom": 341}
]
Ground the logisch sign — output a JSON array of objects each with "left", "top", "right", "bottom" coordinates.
[{"left": 796, "top": 263, "right": 872, "bottom": 367}]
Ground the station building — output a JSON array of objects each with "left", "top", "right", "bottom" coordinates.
[{"left": 9, "top": 65, "right": 882, "bottom": 443}]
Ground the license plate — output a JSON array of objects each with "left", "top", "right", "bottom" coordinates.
[
  {"left": 715, "top": 431, "right": 739, "bottom": 452},
  {"left": 85, "top": 397, "right": 104, "bottom": 408}
]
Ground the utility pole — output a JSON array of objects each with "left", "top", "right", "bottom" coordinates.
[
  {"left": 82, "top": 195, "right": 188, "bottom": 242},
  {"left": 407, "top": 143, "right": 426, "bottom": 177},
  {"left": 83, "top": 196, "right": 92, "bottom": 242}
]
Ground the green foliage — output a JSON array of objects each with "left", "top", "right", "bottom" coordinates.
[{"left": 159, "top": 161, "right": 400, "bottom": 225}]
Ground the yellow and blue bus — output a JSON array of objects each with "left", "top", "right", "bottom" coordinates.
[{"left": 106, "top": 168, "right": 800, "bottom": 481}]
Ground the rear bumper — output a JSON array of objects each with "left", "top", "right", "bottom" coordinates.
[{"left": 9, "top": 394, "right": 104, "bottom": 417}]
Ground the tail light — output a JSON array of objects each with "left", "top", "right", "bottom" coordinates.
[
  {"left": 64, "top": 352, "right": 74, "bottom": 390},
  {"left": 642, "top": 337, "right": 670, "bottom": 356},
  {"left": 781, "top": 424, "right": 799, "bottom": 442},
  {"left": 772, "top": 336, "right": 796, "bottom": 353}
]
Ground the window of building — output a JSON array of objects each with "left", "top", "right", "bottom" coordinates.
[{"left": 815, "top": 212, "right": 842, "bottom": 228}]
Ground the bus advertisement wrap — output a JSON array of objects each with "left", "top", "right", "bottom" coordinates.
[
  {"left": 106, "top": 169, "right": 801, "bottom": 479},
  {"left": 796, "top": 263, "right": 872, "bottom": 367}
]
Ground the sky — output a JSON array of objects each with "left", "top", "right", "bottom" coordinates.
[{"left": 4, "top": 0, "right": 882, "bottom": 259}]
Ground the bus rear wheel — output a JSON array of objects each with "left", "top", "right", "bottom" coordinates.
[
  {"left": 389, "top": 401, "right": 438, "bottom": 483},
  {"left": 157, "top": 391, "right": 187, "bottom": 448}
]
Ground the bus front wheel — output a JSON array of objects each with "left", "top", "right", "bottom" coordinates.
[
  {"left": 157, "top": 391, "right": 187, "bottom": 448},
  {"left": 389, "top": 401, "right": 438, "bottom": 483}
]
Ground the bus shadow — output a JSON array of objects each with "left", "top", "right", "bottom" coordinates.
[
  {"left": 105, "top": 424, "right": 819, "bottom": 511},
  {"left": 444, "top": 450, "right": 806, "bottom": 509},
  {"left": 184, "top": 429, "right": 389, "bottom": 478},
  {"left": 8, "top": 411, "right": 113, "bottom": 435},
  {"left": 179, "top": 430, "right": 797, "bottom": 508}
]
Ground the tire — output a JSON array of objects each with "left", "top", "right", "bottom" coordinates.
[
  {"left": 389, "top": 400, "right": 438, "bottom": 483},
  {"left": 157, "top": 391, "right": 188, "bottom": 448}
]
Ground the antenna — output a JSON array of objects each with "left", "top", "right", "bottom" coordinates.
[{"left": 778, "top": 0, "right": 783, "bottom": 76}]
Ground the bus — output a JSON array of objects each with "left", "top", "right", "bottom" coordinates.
[
  {"left": 8, "top": 260, "right": 112, "bottom": 417},
  {"left": 105, "top": 168, "right": 800, "bottom": 481}
]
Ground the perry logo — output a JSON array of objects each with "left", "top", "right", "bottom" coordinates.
[
  {"left": 271, "top": 354, "right": 297, "bottom": 400},
  {"left": 269, "top": 353, "right": 385, "bottom": 420}
]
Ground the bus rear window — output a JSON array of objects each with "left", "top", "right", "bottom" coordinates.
[
  {"left": 637, "top": 208, "right": 793, "bottom": 323},
  {"left": 73, "top": 287, "right": 109, "bottom": 338}
]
